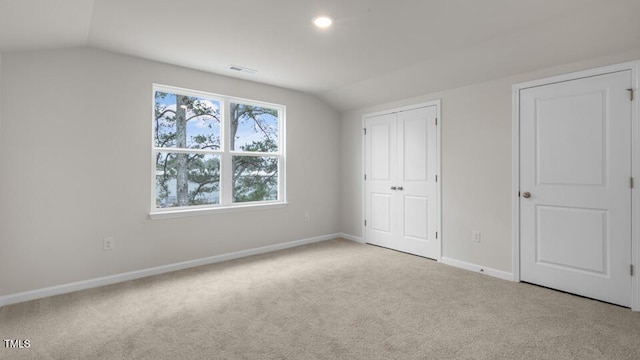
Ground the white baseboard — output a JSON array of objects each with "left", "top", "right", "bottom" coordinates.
[
  {"left": 338, "top": 233, "right": 365, "bottom": 244},
  {"left": 440, "top": 257, "right": 513, "bottom": 281},
  {"left": 0, "top": 233, "right": 341, "bottom": 307}
]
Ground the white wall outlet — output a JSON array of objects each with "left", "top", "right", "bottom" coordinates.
[
  {"left": 103, "top": 237, "right": 114, "bottom": 251},
  {"left": 304, "top": 213, "right": 310, "bottom": 223},
  {"left": 472, "top": 231, "right": 481, "bottom": 243}
]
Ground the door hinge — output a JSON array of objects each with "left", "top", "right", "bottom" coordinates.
[
  {"left": 518, "top": 191, "right": 521, "bottom": 197},
  {"left": 435, "top": 174, "right": 438, "bottom": 182},
  {"left": 364, "top": 174, "right": 367, "bottom": 181},
  {"left": 631, "top": 264, "right": 635, "bottom": 276},
  {"left": 435, "top": 232, "right": 438, "bottom": 239},
  {"left": 628, "top": 88, "right": 635, "bottom": 101},
  {"left": 435, "top": 118, "right": 438, "bottom": 126},
  {"left": 364, "top": 220, "right": 367, "bottom": 227},
  {"left": 363, "top": 128, "right": 367, "bottom": 135},
  {"left": 631, "top": 177, "right": 635, "bottom": 189}
]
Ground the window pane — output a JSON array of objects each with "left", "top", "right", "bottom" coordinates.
[
  {"left": 155, "top": 152, "right": 220, "bottom": 207},
  {"left": 233, "top": 156, "right": 278, "bottom": 202},
  {"left": 154, "top": 91, "right": 221, "bottom": 151},
  {"left": 230, "top": 103, "right": 278, "bottom": 152}
]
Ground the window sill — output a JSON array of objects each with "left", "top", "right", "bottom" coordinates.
[{"left": 149, "top": 202, "right": 289, "bottom": 220}]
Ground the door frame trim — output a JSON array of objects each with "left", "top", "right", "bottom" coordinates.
[
  {"left": 361, "top": 100, "right": 442, "bottom": 260},
  {"left": 512, "top": 61, "right": 640, "bottom": 311}
]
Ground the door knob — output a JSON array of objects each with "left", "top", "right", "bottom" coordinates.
[
  {"left": 390, "top": 186, "right": 397, "bottom": 190},
  {"left": 397, "top": 186, "right": 404, "bottom": 191},
  {"left": 522, "top": 192, "right": 531, "bottom": 199}
]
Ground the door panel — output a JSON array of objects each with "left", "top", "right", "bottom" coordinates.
[
  {"left": 398, "top": 106, "right": 439, "bottom": 257},
  {"left": 404, "top": 196, "right": 428, "bottom": 240},
  {"left": 365, "top": 113, "right": 397, "bottom": 248},
  {"left": 403, "top": 117, "right": 428, "bottom": 181},
  {"left": 371, "top": 194, "right": 392, "bottom": 233},
  {"left": 370, "top": 122, "right": 392, "bottom": 181},
  {"left": 536, "top": 90, "right": 606, "bottom": 186},
  {"left": 520, "top": 70, "right": 632, "bottom": 307},
  {"left": 536, "top": 206, "right": 608, "bottom": 274}
]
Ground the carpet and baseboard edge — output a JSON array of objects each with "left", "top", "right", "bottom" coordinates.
[
  {"left": 440, "top": 257, "right": 513, "bottom": 281},
  {"left": 0, "top": 235, "right": 513, "bottom": 307},
  {"left": 340, "top": 234, "right": 513, "bottom": 282},
  {"left": 0, "top": 233, "right": 362, "bottom": 307}
]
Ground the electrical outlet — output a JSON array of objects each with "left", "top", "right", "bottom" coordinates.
[
  {"left": 304, "top": 213, "right": 310, "bottom": 223},
  {"left": 472, "top": 231, "right": 481, "bottom": 243},
  {"left": 103, "top": 237, "right": 114, "bottom": 251}
]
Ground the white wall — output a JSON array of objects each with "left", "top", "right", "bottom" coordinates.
[
  {"left": 340, "top": 48, "right": 640, "bottom": 273},
  {"left": 0, "top": 48, "right": 341, "bottom": 296},
  {"left": 0, "top": 52, "right": 2, "bottom": 142}
]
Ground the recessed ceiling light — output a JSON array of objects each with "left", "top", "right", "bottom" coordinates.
[{"left": 313, "top": 16, "right": 333, "bottom": 29}]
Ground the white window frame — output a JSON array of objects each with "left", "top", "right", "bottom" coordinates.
[{"left": 150, "top": 84, "right": 287, "bottom": 220}]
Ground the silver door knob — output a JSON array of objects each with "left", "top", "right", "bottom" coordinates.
[
  {"left": 397, "top": 186, "right": 403, "bottom": 191},
  {"left": 390, "top": 186, "right": 397, "bottom": 190},
  {"left": 522, "top": 192, "right": 531, "bottom": 198}
]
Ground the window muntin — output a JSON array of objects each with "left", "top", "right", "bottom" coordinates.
[{"left": 152, "top": 85, "right": 285, "bottom": 214}]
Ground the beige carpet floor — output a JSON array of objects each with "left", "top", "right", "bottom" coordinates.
[{"left": 1, "top": 238, "right": 640, "bottom": 359}]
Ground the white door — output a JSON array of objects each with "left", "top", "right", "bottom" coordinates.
[
  {"left": 365, "top": 105, "right": 440, "bottom": 259},
  {"left": 520, "top": 70, "right": 632, "bottom": 307}
]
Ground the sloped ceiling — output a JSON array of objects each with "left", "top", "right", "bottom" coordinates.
[{"left": 1, "top": 0, "right": 639, "bottom": 111}]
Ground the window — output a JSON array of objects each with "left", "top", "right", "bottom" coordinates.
[{"left": 151, "top": 85, "right": 285, "bottom": 218}]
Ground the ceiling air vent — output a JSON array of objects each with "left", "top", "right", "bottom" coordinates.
[{"left": 229, "top": 65, "right": 257, "bottom": 74}]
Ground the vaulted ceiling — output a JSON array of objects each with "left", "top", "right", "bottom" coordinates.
[{"left": 1, "top": 0, "right": 639, "bottom": 111}]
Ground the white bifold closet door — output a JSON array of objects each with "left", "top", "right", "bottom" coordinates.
[{"left": 365, "top": 105, "right": 439, "bottom": 259}]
